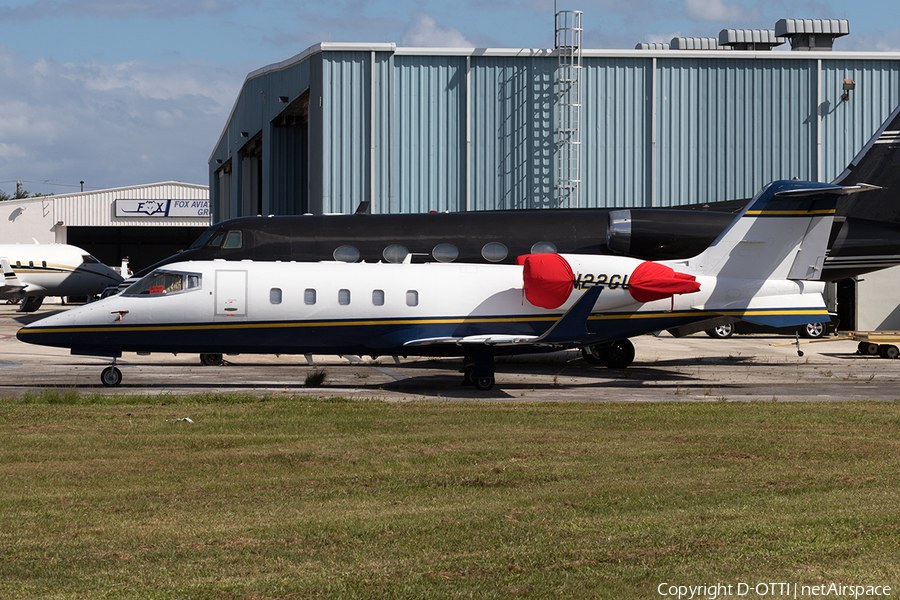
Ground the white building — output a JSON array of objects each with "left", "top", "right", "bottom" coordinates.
[{"left": 1, "top": 182, "right": 209, "bottom": 273}]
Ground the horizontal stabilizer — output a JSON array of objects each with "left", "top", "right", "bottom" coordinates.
[
  {"left": 772, "top": 183, "right": 882, "bottom": 199},
  {"left": 693, "top": 180, "right": 880, "bottom": 281}
]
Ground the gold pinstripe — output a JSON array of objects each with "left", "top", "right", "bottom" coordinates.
[
  {"left": 744, "top": 209, "right": 835, "bottom": 216},
  {"left": 21, "top": 308, "right": 830, "bottom": 335}
]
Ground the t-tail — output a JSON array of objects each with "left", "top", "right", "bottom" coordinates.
[{"left": 683, "top": 180, "right": 879, "bottom": 281}]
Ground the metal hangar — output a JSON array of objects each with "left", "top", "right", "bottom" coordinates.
[{"left": 209, "top": 36, "right": 900, "bottom": 220}]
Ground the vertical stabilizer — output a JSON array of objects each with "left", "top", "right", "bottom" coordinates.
[{"left": 685, "top": 180, "right": 878, "bottom": 280}]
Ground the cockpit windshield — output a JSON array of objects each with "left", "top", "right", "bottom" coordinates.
[
  {"left": 188, "top": 227, "right": 218, "bottom": 249},
  {"left": 123, "top": 270, "right": 202, "bottom": 296}
]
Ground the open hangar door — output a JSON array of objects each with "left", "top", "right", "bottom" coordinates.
[{"left": 67, "top": 226, "right": 209, "bottom": 274}]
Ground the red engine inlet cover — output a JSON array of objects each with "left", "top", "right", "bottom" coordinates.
[
  {"left": 629, "top": 261, "right": 700, "bottom": 303},
  {"left": 520, "top": 253, "right": 575, "bottom": 309}
]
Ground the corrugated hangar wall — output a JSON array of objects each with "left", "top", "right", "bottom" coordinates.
[{"left": 209, "top": 44, "right": 900, "bottom": 219}]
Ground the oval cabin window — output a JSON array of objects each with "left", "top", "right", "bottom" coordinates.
[
  {"left": 383, "top": 244, "right": 409, "bottom": 263},
  {"left": 481, "top": 242, "right": 508, "bottom": 263},
  {"left": 530, "top": 241, "right": 557, "bottom": 254},
  {"left": 432, "top": 243, "right": 459, "bottom": 263},
  {"left": 333, "top": 245, "right": 360, "bottom": 263}
]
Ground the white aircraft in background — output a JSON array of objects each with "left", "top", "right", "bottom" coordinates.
[
  {"left": 17, "top": 180, "right": 876, "bottom": 388},
  {"left": 1, "top": 244, "right": 123, "bottom": 312}
]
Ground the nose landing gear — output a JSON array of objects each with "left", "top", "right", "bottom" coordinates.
[{"left": 101, "top": 362, "right": 122, "bottom": 386}]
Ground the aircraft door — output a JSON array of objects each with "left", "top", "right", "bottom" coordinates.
[{"left": 215, "top": 270, "right": 247, "bottom": 318}]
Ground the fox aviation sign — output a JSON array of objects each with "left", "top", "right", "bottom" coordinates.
[{"left": 115, "top": 199, "right": 209, "bottom": 218}]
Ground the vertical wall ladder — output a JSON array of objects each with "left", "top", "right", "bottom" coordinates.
[{"left": 555, "top": 8, "right": 583, "bottom": 208}]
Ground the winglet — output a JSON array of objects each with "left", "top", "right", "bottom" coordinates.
[
  {"left": 1, "top": 258, "right": 23, "bottom": 290},
  {"left": 532, "top": 285, "right": 603, "bottom": 344}
]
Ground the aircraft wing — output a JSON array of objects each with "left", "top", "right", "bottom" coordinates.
[
  {"left": 404, "top": 334, "right": 541, "bottom": 347},
  {"left": 403, "top": 286, "right": 604, "bottom": 348}
]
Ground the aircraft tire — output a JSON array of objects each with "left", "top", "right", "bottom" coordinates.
[
  {"left": 581, "top": 345, "right": 603, "bottom": 365},
  {"left": 705, "top": 324, "right": 734, "bottom": 339},
  {"left": 101, "top": 366, "right": 122, "bottom": 387},
  {"left": 472, "top": 376, "right": 495, "bottom": 391},
  {"left": 200, "top": 353, "right": 224, "bottom": 366},
  {"left": 801, "top": 322, "right": 826, "bottom": 339},
  {"left": 600, "top": 339, "right": 635, "bottom": 369}
]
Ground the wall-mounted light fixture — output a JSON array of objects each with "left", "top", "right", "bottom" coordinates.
[
  {"left": 278, "top": 96, "right": 289, "bottom": 103},
  {"left": 216, "top": 159, "right": 223, "bottom": 164},
  {"left": 55, "top": 220, "right": 64, "bottom": 227},
  {"left": 842, "top": 78, "right": 855, "bottom": 102},
  {"left": 240, "top": 131, "right": 249, "bottom": 138}
]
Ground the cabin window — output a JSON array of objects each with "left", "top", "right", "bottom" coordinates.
[
  {"left": 41, "top": 261, "right": 47, "bottom": 268},
  {"left": 432, "top": 243, "right": 459, "bottom": 263},
  {"left": 15, "top": 261, "right": 21, "bottom": 268},
  {"left": 333, "top": 245, "right": 360, "bottom": 263},
  {"left": 124, "top": 270, "right": 202, "bottom": 296},
  {"left": 270, "top": 288, "right": 283, "bottom": 304},
  {"left": 28, "top": 261, "right": 33, "bottom": 268},
  {"left": 406, "top": 290, "right": 419, "bottom": 307},
  {"left": 383, "top": 244, "right": 409, "bottom": 263},
  {"left": 304, "top": 289, "right": 316, "bottom": 305},
  {"left": 482, "top": 242, "right": 508, "bottom": 263},
  {"left": 372, "top": 289, "right": 384, "bottom": 306},
  {"left": 339, "top": 289, "right": 351, "bottom": 305},
  {"left": 531, "top": 241, "right": 557, "bottom": 254},
  {"left": 208, "top": 232, "right": 225, "bottom": 247},
  {"left": 222, "top": 231, "right": 243, "bottom": 249}
]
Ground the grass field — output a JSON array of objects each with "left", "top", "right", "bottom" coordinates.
[{"left": 1, "top": 392, "right": 899, "bottom": 599}]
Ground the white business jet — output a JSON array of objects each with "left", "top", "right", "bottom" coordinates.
[
  {"left": 1, "top": 244, "right": 123, "bottom": 312},
  {"left": 17, "top": 180, "right": 876, "bottom": 389}
]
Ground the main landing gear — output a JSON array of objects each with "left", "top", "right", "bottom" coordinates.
[
  {"left": 580, "top": 339, "right": 635, "bottom": 369},
  {"left": 200, "top": 353, "right": 224, "bottom": 366},
  {"left": 461, "top": 354, "right": 496, "bottom": 391}
]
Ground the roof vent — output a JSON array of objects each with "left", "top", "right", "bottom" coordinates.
[
  {"left": 774, "top": 19, "right": 849, "bottom": 51},
  {"left": 635, "top": 42, "right": 670, "bottom": 50},
  {"left": 718, "top": 29, "right": 785, "bottom": 50},
  {"left": 670, "top": 37, "right": 722, "bottom": 50}
]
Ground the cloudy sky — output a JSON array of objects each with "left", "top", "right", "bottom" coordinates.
[{"left": 1, "top": 0, "right": 897, "bottom": 196}]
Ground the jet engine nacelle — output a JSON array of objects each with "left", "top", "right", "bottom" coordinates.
[{"left": 607, "top": 209, "right": 734, "bottom": 259}]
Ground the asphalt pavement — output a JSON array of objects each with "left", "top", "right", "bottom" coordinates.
[{"left": 2, "top": 302, "right": 898, "bottom": 402}]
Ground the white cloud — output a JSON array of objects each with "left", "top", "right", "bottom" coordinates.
[
  {"left": 402, "top": 14, "right": 473, "bottom": 47},
  {"left": 0, "top": 0, "right": 232, "bottom": 20},
  {"left": 683, "top": 0, "right": 757, "bottom": 23},
  {"left": 0, "top": 46, "right": 247, "bottom": 195},
  {"left": 644, "top": 31, "right": 683, "bottom": 45}
]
